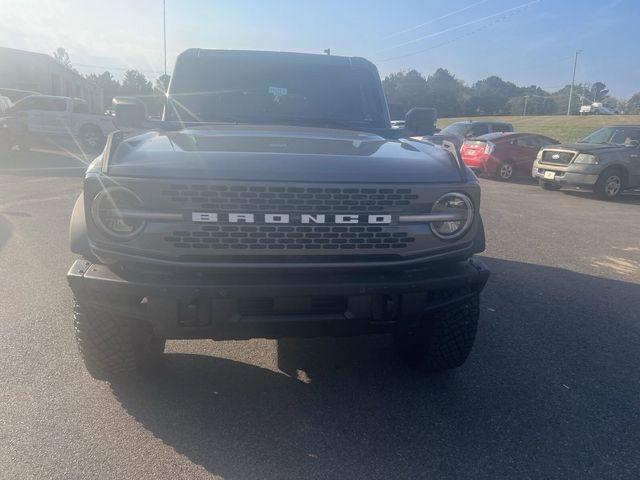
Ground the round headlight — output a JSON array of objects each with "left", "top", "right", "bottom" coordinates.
[
  {"left": 91, "top": 186, "right": 145, "bottom": 240},
  {"left": 430, "top": 192, "right": 474, "bottom": 240}
]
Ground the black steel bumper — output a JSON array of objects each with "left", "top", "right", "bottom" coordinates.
[{"left": 67, "top": 257, "right": 490, "bottom": 340}]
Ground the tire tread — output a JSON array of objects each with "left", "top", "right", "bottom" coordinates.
[
  {"left": 396, "top": 295, "right": 479, "bottom": 372},
  {"left": 74, "top": 299, "right": 164, "bottom": 382}
]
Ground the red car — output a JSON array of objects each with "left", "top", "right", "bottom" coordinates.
[{"left": 461, "top": 132, "right": 559, "bottom": 180}]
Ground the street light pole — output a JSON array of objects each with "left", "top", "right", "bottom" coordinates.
[
  {"left": 163, "top": 0, "right": 167, "bottom": 77},
  {"left": 523, "top": 95, "right": 529, "bottom": 116},
  {"left": 567, "top": 49, "right": 582, "bottom": 116}
]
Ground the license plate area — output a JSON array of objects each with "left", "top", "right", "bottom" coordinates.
[
  {"left": 178, "top": 298, "right": 212, "bottom": 326},
  {"left": 544, "top": 171, "right": 556, "bottom": 180},
  {"left": 238, "top": 296, "right": 348, "bottom": 316},
  {"left": 176, "top": 295, "right": 367, "bottom": 326}
]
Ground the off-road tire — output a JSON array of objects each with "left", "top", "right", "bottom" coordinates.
[
  {"left": 539, "top": 180, "right": 562, "bottom": 191},
  {"left": 395, "top": 294, "right": 479, "bottom": 372},
  {"left": 594, "top": 167, "right": 625, "bottom": 200},
  {"left": 74, "top": 298, "right": 165, "bottom": 383}
]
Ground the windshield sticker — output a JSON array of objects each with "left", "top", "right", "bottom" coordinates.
[{"left": 268, "top": 86, "right": 288, "bottom": 97}]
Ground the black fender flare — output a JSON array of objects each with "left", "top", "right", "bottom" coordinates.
[
  {"left": 69, "top": 194, "right": 92, "bottom": 256},
  {"left": 472, "top": 215, "right": 486, "bottom": 254}
]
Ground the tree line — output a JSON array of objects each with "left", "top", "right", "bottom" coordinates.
[
  {"left": 53, "top": 47, "right": 169, "bottom": 115},
  {"left": 383, "top": 68, "right": 640, "bottom": 118},
  {"left": 85, "top": 70, "right": 170, "bottom": 115},
  {"left": 53, "top": 47, "right": 640, "bottom": 118}
]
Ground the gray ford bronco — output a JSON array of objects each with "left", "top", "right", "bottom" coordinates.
[{"left": 67, "top": 49, "right": 489, "bottom": 382}]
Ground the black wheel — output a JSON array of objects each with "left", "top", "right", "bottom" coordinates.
[
  {"left": 594, "top": 167, "right": 625, "bottom": 200},
  {"left": 74, "top": 297, "right": 165, "bottom": 383},
  {"left": 496, "top": 161, "right": 515, "bottom": 181},
  {"left": 79, "top": 125, "right": 105, "bottom": 151},
  {"left": 539, "top": 179, "right": 562, "bottom": 191},
  {"left": 394, "top": 294, "right": 479, "bottom": 372}
]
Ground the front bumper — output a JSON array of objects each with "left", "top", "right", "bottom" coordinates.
[
  {"left": 67, "top": 257, "right": 490, "bottom": 340},
  {"left": 532, "top": 164, "right": 599, "bottom": 187}
]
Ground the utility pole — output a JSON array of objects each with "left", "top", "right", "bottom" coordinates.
[
  {"left": 163, "top": 0, "right": 167, "bottom": 76},
  {"left": 567, "top": 49, "right": 582, "bottom": 116},
  {"left": 523, "top": 95, "right": 529, "bottom": 116}
]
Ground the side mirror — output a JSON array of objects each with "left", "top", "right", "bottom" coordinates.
[
  {"left": 404, "top": 107, "right": 437, "bottom": 136},
  {"left": 113, "top": 96, "right": 147, "bottom": 129}
]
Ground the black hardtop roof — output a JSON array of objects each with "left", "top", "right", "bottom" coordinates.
[{"left": 176, "top": 48, "right": 376, "bottom": 69}]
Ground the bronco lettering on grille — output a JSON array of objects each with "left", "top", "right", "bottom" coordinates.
[{"left": 192, "top": 212, "right": 393, "bottom": 225}]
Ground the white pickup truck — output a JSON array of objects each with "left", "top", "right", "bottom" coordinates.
[
  {"left": 6, "top": 95, "right": 116, "bottom": 150},
  {"left": 579, "top": 102, "right": 619, "bottom": 116}
]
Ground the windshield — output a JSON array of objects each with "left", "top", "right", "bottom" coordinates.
[
  {"left": 166, "top": 55, "right": 387, "bottom": 130},
  {"left": 439, "top": 122, "right": 468, "bottom": 136},
  {"left": 580, "top": 126, "right": 640, "bottom": 145}
]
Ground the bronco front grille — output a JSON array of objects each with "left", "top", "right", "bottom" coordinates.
[
  {"left": 161, "top": 184, "right": 419, "bottom": 213},
  {"left": 98, "top": 179, "right": 449, "bottom": 262},
  {"left": 540, "top": 150, "right": 576, "bottom": 165},
  {"left": 164, "top": 224, "right": 415, "bottom": 251}
]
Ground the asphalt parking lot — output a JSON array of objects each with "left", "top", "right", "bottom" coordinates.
[{"left": 1, "top": 148, "right": 639, "bottom": 480}]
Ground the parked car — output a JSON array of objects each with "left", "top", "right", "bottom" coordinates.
[
  {"left": 420, "top": 120, "right": 514, "bottom": 152},
  {"left": 461, "top": 132, "right": 559, "bottom": 180},
  {"left": 533, "top": 125, "right": 640, "bottom": 199},
  {"left": 0, "top": 95, "right": 116, "bottom": 150},
  {"left": 0, "top": 95, "right": 12, "bottom": 113},
  {"left": 579, "top": 102, "right": 619, "bottom": 115},
  {"left": 0, "top": 87, "right": 40, "bottom": 103}
]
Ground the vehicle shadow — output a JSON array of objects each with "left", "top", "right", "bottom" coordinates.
[
  {"left": 0, "top": 142, "right": 91, "bottom": 178},
  {"left": 480, "top": 175, "right": 537, "bottom": 185},
  {"left": 561, "top": 189, "right": 640, "bottom": 205},
  {"left": 110, "top": 257, "right": 640, "bottom": 479}
]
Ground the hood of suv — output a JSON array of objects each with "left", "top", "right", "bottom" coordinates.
[
  {"left": 546, "top": 142, "right": 629, "bottom": 154},
  {"left": 105, "top": 125, "right": 462, "bottom": 183}
]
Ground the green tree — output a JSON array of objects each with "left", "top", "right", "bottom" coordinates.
[
  {"left": 85, "top": 71, "right": 121, "bottom": 110},
  {"left": 589, "top": 82, "right": 609, "bottom": 102},
  {"left": 53, "top": 47, "right": 72, "bottom": 68},
  {"left": 550, "top": 84, "right": 589, "bottom": 115},
  {"left": 506, "top": 94, "right": 557, "bottom": 116},
  {"left": 424, "top": 68, "right": 468, "bottom": 118},
  {"left": 626, "top": 92, "right": 640, "bottom": 114},
  {"left": 467, "top": 76, "right": 522, "bottom": 115},
  {"left": 121, "top": 70, "right": 153, "bottom": 96},
  {"left": 154, "top": 74, "right": 171, "bottom": 95},
  {"left": 505, "top": 86, "right": 556, "bottom": 116},
  {"left": 147, "top": 74, "right": 171, "bottom": 116},
  {"left": 382, "top": 70, "right": 429, "bottom": 119}
]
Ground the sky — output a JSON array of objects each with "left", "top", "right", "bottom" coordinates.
[{"left": 1, "top": 0, "right": 639, "bottom": 97}]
